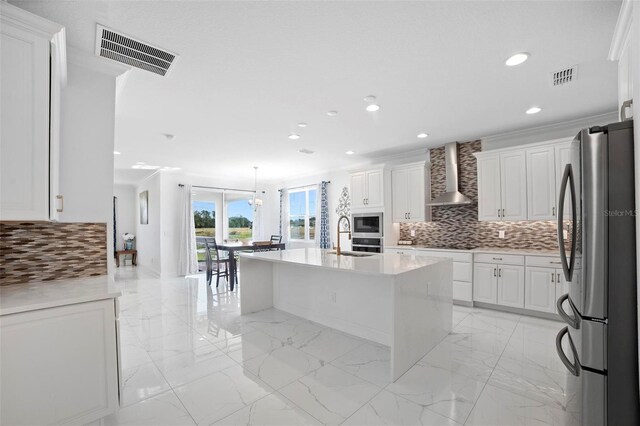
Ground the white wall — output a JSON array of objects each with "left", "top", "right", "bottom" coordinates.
[
  {"left": 114, "top": 184, "right": 136, "bottom": 251},
  {"left": 135, "top": 172, "right": 162, "bottom": 275},
  {"left": 58, "top": 56, "right": 125, "bottom": 274}
]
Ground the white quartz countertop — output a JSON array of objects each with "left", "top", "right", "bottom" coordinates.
[
  {"left": 0, "top": 275, "right": 121, "bottom": 316},
  {"left": 472, "top": 247, "right": 566, "bottom": 256},
  {"left": 240, "top": 248, "right": 449, "bottom": 276},
  {"left": 386, "top": 246, "right": 473, "bottom": 253}
]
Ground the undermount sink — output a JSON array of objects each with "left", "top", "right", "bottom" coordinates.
[{"left": 328, "top": 251, "right": 375, "bottom": 257}]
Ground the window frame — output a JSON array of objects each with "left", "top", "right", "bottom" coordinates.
[{"left": 288, "top": 186, "right": 317, "bottom": 242}]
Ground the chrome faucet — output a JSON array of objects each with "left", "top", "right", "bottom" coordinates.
[{"left": 335, "top": 215, "right": 351, "bottom": 256}]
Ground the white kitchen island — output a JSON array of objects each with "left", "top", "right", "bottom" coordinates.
[{"left": 239, "top": 248, "right": 452, "bottom": 381}]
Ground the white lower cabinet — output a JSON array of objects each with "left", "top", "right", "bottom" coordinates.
[
  {"left": 473, "top": 263, "right": 498, "bottom": 304},
  {"left": 524, "top": 267, "right": 558, "bottom": 313},
  {"left": 0, "top": 298, "right": 120, "bottom": 425},
  {"left": 497, "top": 265, "right": 525, "bottom": 308},
  {"left": 385, "top": 247, "right": 473, "bottom": 303},
  {"left": 473, "top": 254, "right": 525, "bottom": 308}
]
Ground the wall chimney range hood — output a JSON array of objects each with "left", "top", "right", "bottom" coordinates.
[{"left": 426, "top": 142, "right": 473, "bottom": 206}]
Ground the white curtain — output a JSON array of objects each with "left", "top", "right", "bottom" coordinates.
[
  {"left": 178, "top": 184, "right": 198, "bottom": 276},
  {"left": 280, "top": 188, "right": 289, "bottom": 243},
  {"left": 314, "top": 183, "right": 322, "bottom": 247}
]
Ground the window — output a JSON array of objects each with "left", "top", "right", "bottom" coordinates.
[
  {"left": 289, "top": 187, "right": 317, "bottom": 241},
  {"left": 226, "top": 194, "right": 254, "bottom": 243},
  {"left": 193, "top": 201, "right": 216, "bottom": 237}
]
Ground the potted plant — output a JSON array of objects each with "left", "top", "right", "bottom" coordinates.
[{"left": 123, "top": 233, "right": 135, "bottom": 250}]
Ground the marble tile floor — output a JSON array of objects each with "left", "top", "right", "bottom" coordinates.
[{"left": 100, "top": 266, "right": 579, "bottom": 426}]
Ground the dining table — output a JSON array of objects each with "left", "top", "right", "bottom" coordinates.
[{"left": 217, "top": 241, "right": 286, "bottom": 291}]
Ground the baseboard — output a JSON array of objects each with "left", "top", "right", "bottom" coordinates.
[
  {"left": 453, "top": 299, "right": 473, "bottom": 307},
  {"left": 473, "top": 301, "right": 563, "bottom": 321}
]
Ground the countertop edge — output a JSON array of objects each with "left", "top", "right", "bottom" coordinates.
[{"left": 0, "top": 291, "right": 121, "bottom": 316}]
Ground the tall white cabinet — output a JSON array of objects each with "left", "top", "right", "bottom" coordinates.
[
  {"left": 391, "top": 162, "right": 430, "bottom": 223},
  {"left": 475, "top": 151, "right": 527, "bottom": 221},
  {"left": 525, "top": 139, "right": 573, "bottom": 221},
  {"left": 350, "top": 169, "right": 384, "bottom": 209},
  {"left": 0, "top": 3, "right": 66, "bottom": 221}
]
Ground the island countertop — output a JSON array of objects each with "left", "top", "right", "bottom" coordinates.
[
  {"left": 0, "top": 275, "right": 121, "bottom": 316},
  {"left": 239, "top": 248, "right": 450, "bottom": 276}
]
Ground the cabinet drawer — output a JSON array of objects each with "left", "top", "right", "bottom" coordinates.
[
  {"left": 453, "top": 281, "right": 472, "bottom": 302},
  {"left": 525, "top": 256, "right": 563, "bottom": 268},
  {"left": 453, "top": 262, "right": 472, "bottom": 282},
  {"left": 474, "top": 253, "right": 524, "bottom": 265},
  {"left": 414, "top": 249, "right": 472, "bottom": 263}
]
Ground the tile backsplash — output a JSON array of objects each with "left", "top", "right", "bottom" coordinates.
[
  {"left": 0, "top": 222, "right": 107, "bottom": 286},
  {"left": 399, "top": 140, "right": 569, "bottom": 250}
]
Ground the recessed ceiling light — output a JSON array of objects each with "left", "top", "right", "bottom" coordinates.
[
  {"left": 327, "top": 110, "right": 338, "bottom": 116},
  {"left": 288, "top": 134, "right": 300, "bottom": 140},
  {"left": 366, "top": 104, "right": 380, "bottom": 112},
  {"left": 526, "top": 106, "right": 542, "bottom": 114},
  {"left": 417, "top": 133, "right": 429, "bottom": 139},
  {"left": 299, "top": 148, "right": 315, "bottom": 154},
  {"left": 297, "top": 122, "right": 307, "bottom": 128},
  {"left": 363, "top": 95, "right": 376, "bottom": 102},
  {"left": 113, "top": 151, "right": 121, "bottom": 155},
  {"left": 345, "top": 150, "right": 355, "bottom": 155},
  {"left": 505, "top": 52, "right": 529, "bottom": 66}
]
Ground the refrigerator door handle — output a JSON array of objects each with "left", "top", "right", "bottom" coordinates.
[
  {"left": 556, "top": 293, "right": 579, "bottom": 329},
  {"left": 556, "top": 326, "right": 580, "bottom": 376},
  {"left": 557, "top": 163, "right": 577, "bottom": 282}
]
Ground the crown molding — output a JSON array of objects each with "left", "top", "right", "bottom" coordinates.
[
  {"left": 481, "top": 111, "right": 618, "bottom": 150},
  {"left": 0, "top": 2, "right": 63, "bottom": 38},
  {"left": 609, "top": 0, "right": 633, "bottom": 60}
]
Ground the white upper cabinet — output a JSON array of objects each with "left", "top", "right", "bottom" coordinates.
[
  {"left": 391, "top": 168, "right": 409, "bottom": 222},
  {"left": 476, "top": 151, "right": 526, "bottom": 221},
  {"left": 608, "top": 0, "right": 634, "bottom": 120},
  {"left": 526, "top": 146, "right": 557, "bottom": 220},
  {"left": 351, "top": 168, "right": 384, "bottom": 210},
  {"left": 0, "top": 3, "right": 65, "bottom": 221},
  {"left": 500, "top": 151, "right": 527, "bottom": 221},
  {"left": 350, "top": 172, "right": 367, "bottom": 210},
  {"left": 391, "top": 162, "right": 429, "bottom": 223},
  {"left": 478, "top": 139, "right": 576, "bottom": 222},
  {"left": 476, "top": 154, "right": 502, "bottom": 221}
]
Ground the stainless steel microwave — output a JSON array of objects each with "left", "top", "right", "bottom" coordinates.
[{"left": 352, "top": 212, "right": 383, "bottom": 238}]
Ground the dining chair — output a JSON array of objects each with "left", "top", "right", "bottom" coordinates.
[
  {"left": 270, "top": 235, "right": 282, "bottom": 244},
  {"left": 204, "top": 238, "right": 231, "bottom": 288}
]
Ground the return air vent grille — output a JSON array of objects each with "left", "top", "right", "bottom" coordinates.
[
  {"left": 95, "top": 25, "right": 178, "bottom": 76},
  {"left": 551, "top": 66, "right": 578, "bottom": 86}
]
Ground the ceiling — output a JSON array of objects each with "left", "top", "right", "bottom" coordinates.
[{"left": 12, "top": 1, "right": 621, "bottom": 184}]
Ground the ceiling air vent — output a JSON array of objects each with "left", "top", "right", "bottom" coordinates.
[
  {"left": 95, "top": 24, "right": 178, "bottom": 76},
  {"left": 551, "top": 65, "right": 578, "bottom": 87}
]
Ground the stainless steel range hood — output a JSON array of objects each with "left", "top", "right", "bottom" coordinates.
[{"left": 426, "top": 142, "right": 473, "bottom": 206}]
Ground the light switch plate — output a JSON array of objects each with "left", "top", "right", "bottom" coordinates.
[
  {"left": 498, "top": 230, "right": 505, "bottom": 239},
  {"left": 410, "top": 229, "right": 416, "bottom": 237}
]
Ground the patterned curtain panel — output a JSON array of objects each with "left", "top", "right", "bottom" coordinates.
[{"left": 319, "top": 181, "right": 330, "bottom": 249}]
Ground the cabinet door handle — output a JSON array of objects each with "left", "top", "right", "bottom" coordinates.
[
  {"left": 502, "top": 208, "right": 505, "bottom": 217},
  {"left": 492, "top": 257, "right": 503, "bottom": 260},
  {"left": 56, "top": 195, "right": 64, "bottom": 213},
  {"left": 408, "top": 212, "right": 411, "bottom": 219},
  {"left": 552, "top": 206, "right": 556, "bottom": 216},
  {"left": 498, "top": 268, "right": 502, "bottom": 277},
  {"left": 557, "top": 273, "right": 561, "bottom": 283},
  {"left": 551, "top": 272, "right": 555, "bottom": 283},
  {"left": 498, "top": 209, "right": 501, "bottom": 218},
  {"left": 494, "top": 268, "right": 497, "bottom": 277}
]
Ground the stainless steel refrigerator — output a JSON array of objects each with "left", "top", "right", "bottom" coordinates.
[{"left": 556, "top": 120, "right": 639, "bottom": 425}]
